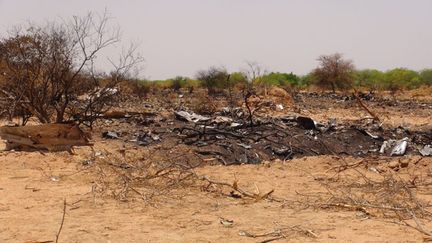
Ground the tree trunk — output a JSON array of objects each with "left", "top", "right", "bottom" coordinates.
[{"left": 56, "top": 109, "right": 65, "bottom": 123}]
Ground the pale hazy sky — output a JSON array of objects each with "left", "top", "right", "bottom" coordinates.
[{"left": 1, "top": 0, "right": 431, "bottom": 79}]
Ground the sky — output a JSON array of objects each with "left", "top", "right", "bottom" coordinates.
[{"left": 0, "top": 0, "right": 431, "bottom": 80}]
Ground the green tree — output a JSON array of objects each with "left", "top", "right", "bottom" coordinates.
[
  {"left": 260, "top": 72, "right": 300, "bottom": 87},
  {"left": 299, "top": 73, "right": 314, "bottom": 87},
  {"left": 229, "top": 72, "right": 247, "bottom": 85},
  {"left": 382, "top": 68, "right": 422, "bottom": 91},
  {"left": 420, "top": 69, "right": 432, "bottom": 85},
  {"left": 355, "top": 69, "right": 384, "bottom": 90},
  {"left": 196, "top": 66, "right": 230, "bottom": 95}
]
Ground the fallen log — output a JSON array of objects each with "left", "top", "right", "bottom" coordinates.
[{"left": 0, "top": 124, "right": 92, "bottom": 152}]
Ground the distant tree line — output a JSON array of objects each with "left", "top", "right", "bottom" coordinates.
[{"left": 134, "top": 53, "right": 432, "bottom": 95}]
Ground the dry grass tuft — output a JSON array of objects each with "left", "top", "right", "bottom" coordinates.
[
  {"left": 192, "top": 93, "right": 218, "bottom": 115},
  {"left": 288, "top": 166, "right": 432, "bottom": 237},
  {"left": 89, "top": 151, "right": 275, "bottom": 205},
  {"left": 90, "top": 151, "right": 197, "bottom": 204}
]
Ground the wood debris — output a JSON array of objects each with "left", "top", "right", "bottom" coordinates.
[{"left": 0, "top": 123, "right": 92, "bottom": 152}]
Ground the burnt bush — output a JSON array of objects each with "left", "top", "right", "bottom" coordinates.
[{"left": 0, "top": 11, "right": 143, "bottom": 125}]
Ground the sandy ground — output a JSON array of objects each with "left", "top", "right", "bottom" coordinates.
[
  {"left": 1, "top": 91, "right": 431, "bottom": 242},
  {"left": 0, "top": 143, "right": 431, "bottom": 242}
]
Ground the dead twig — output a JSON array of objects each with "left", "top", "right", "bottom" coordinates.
[
  {"left": 196, "top": 173, "right": 274, "bottom": 201},
  {"left": 239, "top": 225, "right": 317, "bottom": 242},
  {"left": 405, "top": 209, "right": 432, "bottom": 236},
  {"left": 55, "top": 199, "right": 67, "bottom": 243},
  {"left": 353, "top": 92, "right": 381, "bottom": 123}
]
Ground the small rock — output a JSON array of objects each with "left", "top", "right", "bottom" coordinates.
[
  {"left": 219, "top": 218, "right": 234, "bottom": 227},
  {"left": 368, "top": 167, "right": 379, "bottom": 173},
  {"left": 82, "top": 159, "right": 95, "bottom": 166},
  {"left": 296, "top": 116, "right": 316, "bottom": 130},
  {"left": 400, "top": 160, "right": 409, "bottom": 168},
  {"left": 375, "top": 165, "right": 387, "bottom": 173},
  {"left": 272, "top": 146, "right": 292, "bottom": 156},
  {"left": 94, "top": 151, "right": 103, "bottom": 157},
  {"left": 102, "top": 131, "right": 120, "bottom": 139},
  {"left": 387, "top": 161, "right": 399, "bottom": 169}
]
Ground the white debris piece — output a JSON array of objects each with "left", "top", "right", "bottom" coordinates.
[
  {"left": 174, "top": 111, "right": 211, "bottom": 123},
  {"left": 390, "top": 137, "right": 408, "bottom": 156},
  {"left": 213, "top": 116, "right": 233, "bottom": 124},
  {"left": 364, "top": 130, "right": 380, "bottom": 139},
  {"left": 420, "top": 145, "right": 432, "bottom": 156},
  {"left": 93, "top": 87, "right": 118, "bottom": 98},
  {"left": 379, "top": 141, "right": 389, "bottom": 154},
  {"left": 230, "top": 122, "right": 242, "bottom": 128},
  {"left": 369, "top": 167, "right": 379, "bottom": 173},
  {"left": 78, "top": 87, "right": 119, "bottom": 101}
]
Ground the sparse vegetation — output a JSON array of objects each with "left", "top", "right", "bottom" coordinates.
[
  {"left": 126, "top": 65, "right": 432, "bottom": 96},
  {"left": 169, "top": 76, "right": 187, "bottom": 92},
  {"left": 2, "top": 3, "right": 432, "bottom": 242}
]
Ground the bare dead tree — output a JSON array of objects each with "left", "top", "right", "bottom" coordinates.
[
  {"left": 240, "top": 61, "right": 267, "bottom": 125},
  {"left": 243, "top": 61, "right": 264, "bottom": 83},
  {"left": 0, "top": 10, "right": 144, "bottom": 125},
  {"left": 242, "top": 61, "right": 267, "bottom": 92},
  {"left": 75, "top": 42, "right": 144, "bottom": 128}
]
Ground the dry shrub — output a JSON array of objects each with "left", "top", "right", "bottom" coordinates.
[
  {"left": 289, "top": 168, "right": 432, "bottom": 236},
  {"left": 240, "top": 86, "right": 294, "bottom": 117},
  {"left": 268, "top": 86, "right": 294, "bottom": 107},
  {"left": 319, "top": 175, "right": 431, "bottom": 220},
  {"left": 89, "top": 150, "right": 276, "bottom": 205},
  {"left": 244, "top": 94, "right": 262, "bottom": 111},
  {"left": 166, "top": 92, "right": 179, "bottom": 100},
  {"left": 91, "top": 151, "right": 197, "bottom": 203},
  {"left": 0, "top": 12, "right": 143, "bottom": 124},
  {"left": 119, "top": 80, "right": 150, "bottom": 99},
  {"left": 192, "top": 93, "right": 217, "bottom": 115},
  {"left": 404, "top": 86, "right": 432, "bottom": 101},
  {"left": 267, "top": 86, "right": 289, "bottom": 98},
  {"left": 234, "top": 81, "right": 248, "bottom": 92}
]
